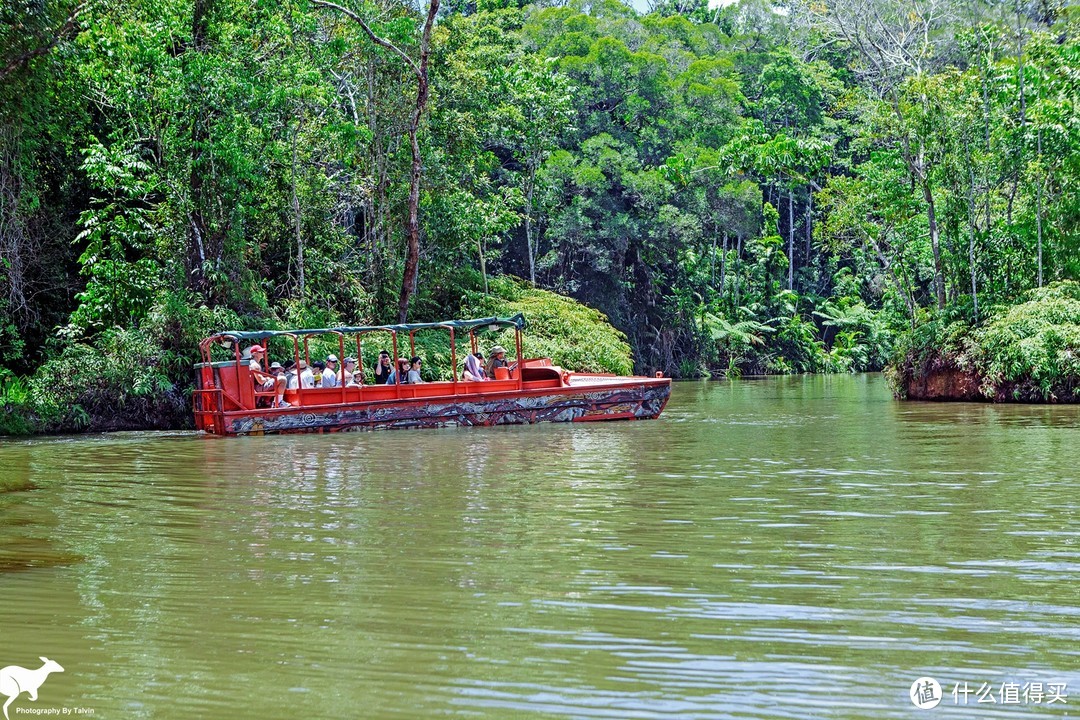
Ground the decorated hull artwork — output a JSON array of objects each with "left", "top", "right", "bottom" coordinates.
[
  {"left": 225, "top": 382, "right": 669, "bottom": 436},
  {"left": 194, "top": 314, "right": 671, "bottom": 437}
]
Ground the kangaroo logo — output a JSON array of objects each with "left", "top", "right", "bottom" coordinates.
[{"left": 0, "top": 658, "right": 64, "bottom": 720}]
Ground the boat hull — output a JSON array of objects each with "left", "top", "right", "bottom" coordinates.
[{"left": 214, "top": 381, "right": 670, "bottom": 436}]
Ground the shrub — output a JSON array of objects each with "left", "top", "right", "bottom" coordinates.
[
  {"left": 973, "top": 282, "right": 1080, "bottom": 400},
  {"left": 462, "top": 276, "right": 634, "bottom": 375}
]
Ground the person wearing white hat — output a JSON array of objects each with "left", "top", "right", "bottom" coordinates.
[
  {"left": 343, "top": 357, "right": 361, "bottom": 387},
  {"left": 295, "top": 359, "right": 315, "bottom": 389},
  {"left": 321, "top": 354, "right": 339, "bottom": 388}
]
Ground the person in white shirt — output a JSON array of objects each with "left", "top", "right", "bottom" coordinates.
[
  {"left": 321, "top": 354, "right": 339, "bottom": 388},
  {"left": 285, "top": 360, "right": 315, "bottom": 390},
  {"left": 298, "top": 359, "right": 315, "bottom": 388}
]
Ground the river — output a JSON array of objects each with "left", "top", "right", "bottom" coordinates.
[{"left": 1, "top": 374, "right": 1077, "bottom": 718}]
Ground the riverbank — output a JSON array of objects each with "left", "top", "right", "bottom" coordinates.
[{"left": 888, "top": 281, "right": 1080, "bottom": 403}]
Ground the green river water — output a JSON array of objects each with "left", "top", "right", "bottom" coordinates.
[{"left": 0, "top": 374, "right": 1077, "bottom": 719}]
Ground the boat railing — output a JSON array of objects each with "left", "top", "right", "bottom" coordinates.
[
  {"left": 197, "top": 315, "right": 529, "bottom": 413},
  {"left": 192, "top": 387, "right": 225, "bottom": 434}
]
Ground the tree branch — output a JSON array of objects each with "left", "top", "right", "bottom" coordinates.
[
  {"left": 309, "top": 0, "right": 421, "bottom": 80},
  {"left": 0, "top": 2, "right": 89, "bottom": 82}
]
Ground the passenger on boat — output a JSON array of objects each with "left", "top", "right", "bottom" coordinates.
[
  {"left": 322, "top": 354, "right": 339, "bottom": 388},
  {"left": 298, "top": 359, "right": 315, "bottom": 388},
  {"left": 486, "top": 346, "right": 508, "bottom": 377},
  {"left": 248, "top": 345, "right": 288, "bottom": 408},
  {"left": 285, "top": 360, "right": 312, "bottom": 390},
  {"left": 389, "top": 357, "right": 410, "bottom": 384},
  {"left": 311, "top": 360, "right": 325, "bottom": 387},
  {"left": 406, "top": 356, "right": 424, "bottom": 384},
  {"left": 373, "top": 350, "right": 392, "bottom": 384},
  {"left": 269, "top": 362, "right": 286, "bottom": 387},
  {"left": 463, "top": 352, "right": 486, "bottom": 382},
  {"left": 343, "top": 357, "right": 362, "bottom": 387}
]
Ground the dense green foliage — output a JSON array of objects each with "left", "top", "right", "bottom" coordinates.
[
  {"left": 891, "top": 281, "right": 1080, "bottom": 401},
  {"left": 467, "top": 276, "right": 634, "bottom": 375},
  {"left": 1, "top": 0, "right": 1078, "bottom": 432}
]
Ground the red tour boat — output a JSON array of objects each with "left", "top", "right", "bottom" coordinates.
[{"left": 193, "top": 314, "right": 670, "bottom": 436}]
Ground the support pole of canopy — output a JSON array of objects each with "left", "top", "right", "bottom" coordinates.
[
  {"left": 391, "top": 331, "right": 400, "bottom": 400},
  {"left": 291, "top": 335, "right": 303, "bottom": 408},
  {"left": 234, "top": 340, "right": 244, "bottom": 409},
  {"left": 449, "top": 327, "right": 457, "bottom": 388},
  {"left": 356, "top": 336, "right": 363, "bottom": 385},
  {"left": 518, "top": 328, "right": 527, "bottom": 390},
  {"left": 339, "top": 333, "right": 346, "bottom": 405}
]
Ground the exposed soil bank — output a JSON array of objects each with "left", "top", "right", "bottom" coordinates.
[
  {"left": 891, "top": 283, "right": 1080, "bottom": 404},
  {"left": 903, "top": 362, "right": 983, "bottom": 401},
  {"left": 897, "top": 354, "right": 1080, "bottom": 403}
]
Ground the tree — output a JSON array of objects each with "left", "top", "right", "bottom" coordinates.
[
  {"left": 497, "top": 57, "right": 574, "bottom": 285},
  {"left": 311, "top": 0, "right": 441, "bottom": 322}
]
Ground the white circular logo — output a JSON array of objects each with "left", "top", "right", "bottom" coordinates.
[{"left": 910, "top": 677, "right": 942, "bottom": 709}]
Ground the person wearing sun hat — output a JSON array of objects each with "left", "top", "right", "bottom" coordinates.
[
  {"left": 296, "top": 359, "right": 315, "bottom": 389},
  {"left": 485, "top": 345, "right": 508, "bottom": 378}
]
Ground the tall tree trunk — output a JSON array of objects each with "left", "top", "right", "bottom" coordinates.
[
  {"left": 311, "top": 0, "right": 440, "bottom": 323},
  {"left": 912, "top": 136, "right": 946, "bottom": 311},
  {"left": 187, "top": 0, "right": 212, "bottom": 294},
  {"left": 888, "top": 90, "right": 945, "bottom": 312},
  {"left": 923, "top": 179, "right": 946, "bottom": 311},
  {"left": 0, "top": 131, "right": 30, "bottom": 326},
  {"left": 736, "top": 234, "right": 743, "bottom": 303},
  {"left": 720, "top": 232, "right": 728, "bottom": 296},
  {"left": 395, "top": 0, "right": 439, "bottom": 323},
  {"left": 787, "top": 188, "right": 794, "bottom": 291},
  {"left": 478, "top": 238, "right": 488, "bottom": 294},
  {"left": 804, "top": 189, "right": 812, "bottom": 265},
  {"left": 398, "top": 99, "right": 425, "bottom": 322},
  {"left": 967, "top": 166, "right": 979, "bottom": 323},
  {"left": 708, "top": 222, "right": 716, "bottom": 285},
  {"left": 291, "top": 131, "right": 305, "bottom": 298},
  {"left": 524, "top": 158, "right": 536, "bottom": 285},
  {"left": 1036, "top": 158, "right": 1044, "bottom": 288},
  {"left": 1036, "top": 74, "right": 1044, "bottom": 288}
]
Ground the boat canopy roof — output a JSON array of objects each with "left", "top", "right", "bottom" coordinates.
[{"left": 211, "top": 313, "right": 526, "bottom": 343}]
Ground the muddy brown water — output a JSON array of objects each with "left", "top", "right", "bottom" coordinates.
[{"left": 0, "top": 374, "right": 1077, "bottom": 718}]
